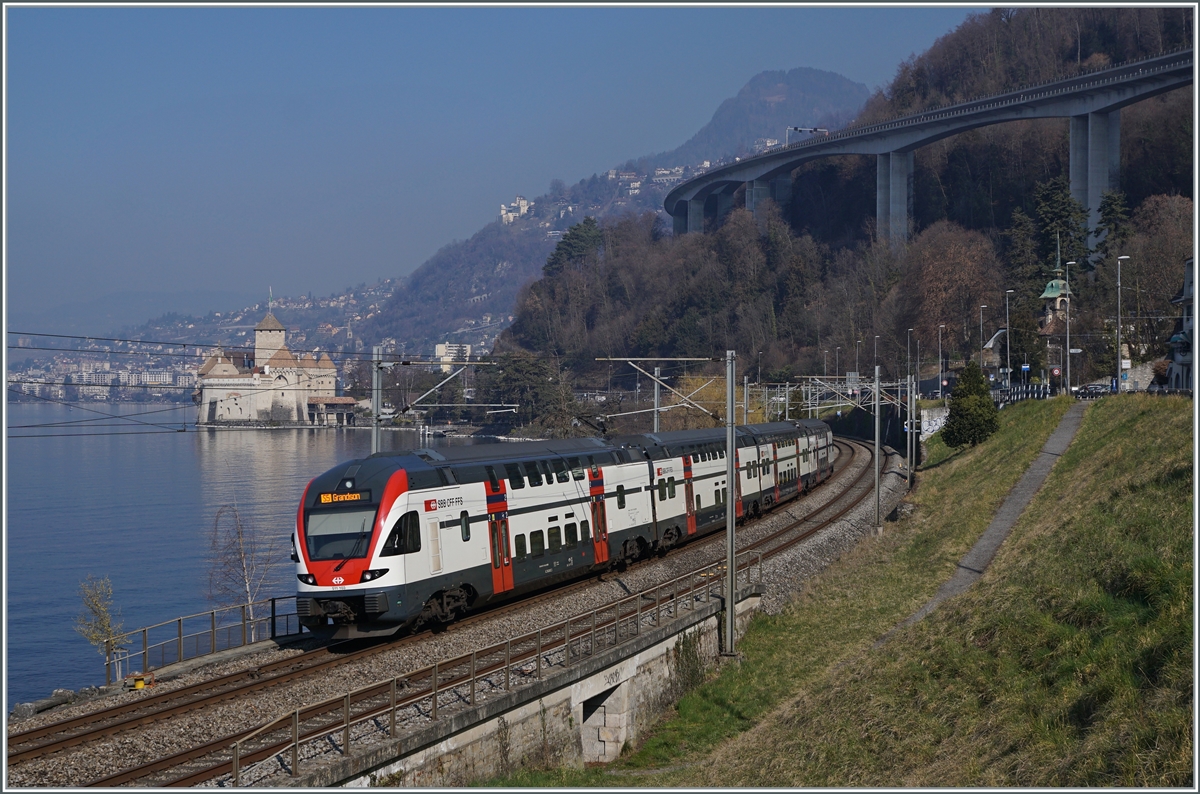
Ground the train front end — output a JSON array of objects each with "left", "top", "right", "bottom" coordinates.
[{"left": 294, "top": 456, "right": 420, "bottom": 638}]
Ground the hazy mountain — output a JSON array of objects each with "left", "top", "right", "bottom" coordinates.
[
  {"left": 364, "top": 66, "right": 870, "bottom": 351},
  {"left": 654, "top": 67, "right": 869, "bottom": 166}
]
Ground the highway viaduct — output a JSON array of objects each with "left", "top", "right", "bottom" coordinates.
[{"left": 664, "top": 47, "right": 1193, "bottom": 247}]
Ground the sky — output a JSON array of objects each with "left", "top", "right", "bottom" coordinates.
[{"left": 5, "top": 4, "right": 979, "bottom": 333}]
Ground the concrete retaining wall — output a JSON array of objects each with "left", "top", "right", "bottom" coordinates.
[{"left": 272, "top": 586, "right": 763, "bottom": 787}]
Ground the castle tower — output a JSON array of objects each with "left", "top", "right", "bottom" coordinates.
[{"left": 254, "top": 313, "right": 287, "bottom": 367}]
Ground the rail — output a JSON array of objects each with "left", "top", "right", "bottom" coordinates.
[
  {"left": 225, "top": 552, "right": 763, "bottom": 786},
  {"left": 104, "top": 596, "right": 309, "bottom": 685}
]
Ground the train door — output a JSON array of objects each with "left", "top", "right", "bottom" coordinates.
[
  {"left": 484, "top": 474, "right": 514, "bottom": 594},
  {"left": 487, "top": 516, "right": 514, "bottom": 594},
  {"left": 588, "top": 463, "right": 610, "bottom": 563},
  {"left": 773, "top": 443, "right": 781, "bottom": 504},
  {"left": 683, "top": 455, "right": 697, "bottom": 535}
]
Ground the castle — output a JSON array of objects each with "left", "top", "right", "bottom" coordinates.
[{"left": 195, "top": 313, "right": 355, "bottom": 425}]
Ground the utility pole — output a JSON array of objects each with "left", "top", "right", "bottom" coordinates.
[
  {"left": 938, "top": 325, "right": 945, "bottom": 399},
  {"left": 371, "top": 345, "right": 382, "bottom": 454},
  {"left": 653, "top": 366, "right": 661, "bottom": 433},
  {"left": 1117, "top": 256, "right": 1128, "bottom": 392},
  {"left": 909, "top": 375, "right": 916, "bottom": 487},
  {"left": 874, "top": 365, "right": 881, "bottom": 533},
  {"left": 1065, "top": 261, "right": 1074, "bottom": 393},
  {"left": 723, "top": 350, "right": 737, "bottom": 656},
  {"left": 742, "top": 375, "right": 749, "bottom": 424}
]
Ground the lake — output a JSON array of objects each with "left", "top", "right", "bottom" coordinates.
[{"left": 4, "top": 403, "right": 483, "bottom": 705}]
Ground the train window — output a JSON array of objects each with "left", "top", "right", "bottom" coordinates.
[
  {"left": 722, "top": 487, "right": 729, "bottom": 504},
  {"left": 485, "top": 466, "right": 500, "bottom": 491},
  {"left": 568, "top": 457, "right": 585, "bottom": 480},
  {"left": 380, "top": 511, "right": 421, "bottom": 557},
  {"left": 696, "top": 495, "right": 702, "bottom": 512},
  {"left": 580, "top": 519, "right": 591, "bottom": 541},
  {"left": 552, "top": 459, "right": 569, "bottom": 483},
  {"left": 505, "top": 463, "right": 525, "bottom": 489},
  {"left": 657, "top": 479, "right": 667, "bottom": 501},
  {"left": 523, "top": 462, "right": 542, "bottom": 487},
  {"left": 540, "top": 460, "right": 555, "bottom": 482},
  {"left": 564, "top": 522, "right": 578, "bottom": 546},
  {"left": 548, "top": 526, "right": 562, "bottom": 553},
  {"left": 719, "top": 449, "right": 726, "bottom": 459},
  {"left": 668, "top": 477, "right": 676, "bottom": 499},
  {"left": 587, "top": 456, "right": 599, "bottom": 477},
  {"left": 514, "top": 534, "right": 526, "bottom": 561},
  {"left": 616, "top": 485, "right": 626, "bottom": 510},
  {"left": 530, "top": 530, "right": 545, "bottom": 557},
  {"left": 460, "top": 511, "right": 471, "bottom": 542}
]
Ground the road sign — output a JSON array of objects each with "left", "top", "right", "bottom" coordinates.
[
  {"left": 1021, "top": 364, "right": 1030, "bottom": 371},
  {"left": 1069, "top": 348, "right": 1083, "bottom": 354},
  {"left": 1052, "top": 367, "right": 1061, "bottom": 376},
  {"left": 1121, "top": 372, "right": 1128, "bottom": 381}
]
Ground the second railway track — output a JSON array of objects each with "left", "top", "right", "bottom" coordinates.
[{"left": 8, "top": 439, "right": 884, "bottom": 787}]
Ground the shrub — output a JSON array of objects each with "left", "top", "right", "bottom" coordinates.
[{"left": 941, "top": 361, "right": 999, "bottom": 448}]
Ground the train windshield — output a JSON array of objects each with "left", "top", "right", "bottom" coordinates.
[{"left": 305, "top": 508, "right": 377, "bottom": 562}]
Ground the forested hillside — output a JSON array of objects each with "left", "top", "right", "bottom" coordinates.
[{"left": 499, "top": 7, "right": 1193, "bottom": 396}]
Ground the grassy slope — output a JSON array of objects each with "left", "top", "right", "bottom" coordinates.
[
  {"left": 695, "top": 395, "right": 1193, "bottom": 786},
  {"left": 484, "top": 396, "right": 1079, "bottom": 787}
]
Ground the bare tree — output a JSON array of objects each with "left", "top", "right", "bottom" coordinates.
[
  {"left": 74, "top": 575, "right": 124, "bottom": 657},
  {"left": 208, "top": 504, "right": 282, "bottom": 642}
]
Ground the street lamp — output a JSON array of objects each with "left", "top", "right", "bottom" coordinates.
[
  {"left": 938, "top": 324, "right": 945, "bottom": 399},
  {"left": 836, "top": 346, "right": 841, "bottom": 378},
  {"left": 757, "top": 351, "right": 763, "bottom": 383},
  {"left": 856, "top": 339, "right": 862, "bottom": 376},
  {"left": 874, "top": 335, "right": 880, "bottom": 371},
  {"left": 823, "top": 350, "right": 828, "bottom": 379},
  {"left": 979, "top": 305, "right": 988, "bottom": 371},
  {"left": 1117, "top": 255, "right": 1129, "bottom": 392},
  {"left": 1005, "top": 289, "right": 1014, "bottom": 390},
  {"left": 1065, "top": 262, "right": 1075, "bottom": 392}
]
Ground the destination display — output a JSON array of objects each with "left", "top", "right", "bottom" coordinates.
[{"left": 319, "top": 490, "right": 371, "bottom": 504}]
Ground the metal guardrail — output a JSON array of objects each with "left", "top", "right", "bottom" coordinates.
[
  {"left": 227, "top": 552, "right": 764, "bottom": 786},
  {"left": 104, "top": 597, "right": 308, "bottom": 685}
]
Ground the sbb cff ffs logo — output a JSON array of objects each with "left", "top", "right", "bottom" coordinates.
[{"left": 424, "top": 499, "right": 438, "bottom": 512}]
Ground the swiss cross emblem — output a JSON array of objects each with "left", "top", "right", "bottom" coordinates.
[
  {"left": 332, "top": 576, "right": 344, "bottom": 585},
  {"left": 656, "top": 467, "right": 662, "bottom": 476},
  {"left": 424, "top": 499, "right": 438, "bottom": 512}
]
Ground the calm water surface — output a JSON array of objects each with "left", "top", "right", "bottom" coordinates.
[{"left": 5, "top": 403, "right": 482, "bottom": 705}]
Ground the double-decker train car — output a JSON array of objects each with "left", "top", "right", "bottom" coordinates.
[{"left": 294, "top": 420, "right": 834, "bottom": 638}]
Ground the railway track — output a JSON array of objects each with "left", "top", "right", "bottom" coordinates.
[{"left": 10, "top": 439, "right": 879, "bottom": 786}]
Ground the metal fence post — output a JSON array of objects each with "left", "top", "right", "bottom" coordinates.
[
  {"left": 591, "top": 610, "right": 597, "bottom": 656},
  {"left": 470, "top": 651, "right": 476, "bottom": 705},
  {"left": 241, "top": 605, "right": 247, "bottom": 647},
  {"left": 535, "top": 630, "right": 542, "bottom": 679},
  {"left": 343, "top": 693, "right": 350, "bottom": 751},
  {"left": 232, "top": 742, "right": 240, "bottom": 787},
  {"left": 504, "top": 641, "right": 511, "bottom": 691},
  {"left": 636, "top": 594, "right": 641, "bottom": 634},
  {"left": 271, "top": 598, "right": 277, "bottom": 640},
  {"left": 291, "top": 709, "right": 299, "bottom": 776},
  {"left": 655, "top": 584, "right": 661, "bottom": 624},
  {"left": 177, "top": 617, "right": 184, "bottom": 664},
  {"left": 142, "top": 628, "right": 148, "bottom": 673},
  {"left": 210, "top": 611, "right": 217, "bottom": 654},
  {"left": 105, "top": 639, "right": 112, "bottom": 686}
]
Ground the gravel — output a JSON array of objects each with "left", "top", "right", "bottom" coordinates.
[{"left": 7, "top": 441, "right": 909, "bottom": 788}]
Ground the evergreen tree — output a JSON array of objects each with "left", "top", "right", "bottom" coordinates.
[
  {"left": 543, "top": 217, "right": 603, "bottom": 277},
  {"left": 1094, "top": 190, "right": 1133, "bottom": 263},
  {"left": 1034, "top": 175, "right": 1091, "bottom": 270},
  {"left": 940, "top": 361, "right": 999, "bottom": 448}
]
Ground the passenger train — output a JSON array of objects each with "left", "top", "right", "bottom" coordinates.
[{"left": 294, "top": 420, "right": 834, "bottom": 638}]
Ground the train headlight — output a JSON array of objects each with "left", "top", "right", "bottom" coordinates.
[
  {"left": 297, "top": 574, "right": 317, "bottom": 585},
  {"left": 360, "top": 568, "right": 389, "bottom": 583},
  {"left": 290, "top": 535, "right": 300, "bottom": 563}
]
